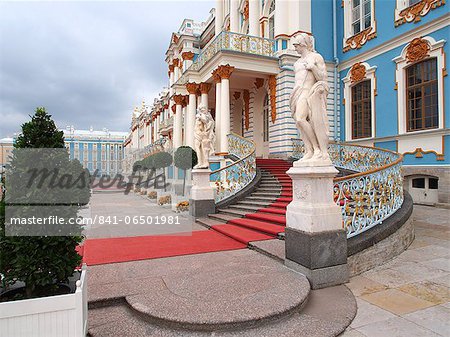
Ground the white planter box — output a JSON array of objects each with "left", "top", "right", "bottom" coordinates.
[{"left": 0, "top": 264, "right": 88, "bottom": 337}]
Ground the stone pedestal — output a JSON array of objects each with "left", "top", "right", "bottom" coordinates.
[
  {"left": 285, "top": 162, "right": 348, "bottom": 289},
  {"left": 189, "top": 169, "right": 215, "bottom": 218}
]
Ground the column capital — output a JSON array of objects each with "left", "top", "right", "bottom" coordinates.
[
  {"left": 168, "top": 64, "right": 175, "bottom": 72},
  {"left": 216, "top": 64, "right": 235, "bottom": 80},
  {"left": 172, "top": 58, "right": 180, "bottom": 67},
  {"left": 171, "top": 104, "right": 176, "bottom": 114},
  {"left": 173, "top": 94, "right": 184, "bottom": 105},
  {"left": 186, "top": 82, "right": 199, "bottom": 94},
  {"left": 243, "top": 0, "right": 249, "bottom": 20},
  {"left": 163, "top": 104, "right": 169, "bottom": 110},
  {"left": 182, "top": 95, "right": 189, "bottom": 107},
  {"left": 212, "top": 69, "right": 221, "bottom": 83},
  {"left": 182, "top": 51, "right": 195, "bottom": 61},
  {"left": 199, "top": 82, "right": 212, "bottom": 94}
]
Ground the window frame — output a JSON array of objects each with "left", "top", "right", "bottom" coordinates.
[
  {"left": 351, "top": 79, "right": 373, "bottom": 139},
  {"left": 405, "top": 58, "right": 439, "bottom": 132},
  {"left": 343, "top": 0, "right": 376, "bottom": 45},
  {"left": 343, "top": 62, "right": 377, "bottom": 141},
  {"left": 393, "top": 36, "right": 445, "bottom": 135}
]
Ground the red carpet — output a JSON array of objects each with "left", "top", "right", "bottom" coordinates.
[{"left": 81, "top": 230, "right": 246, "bottom": 265}]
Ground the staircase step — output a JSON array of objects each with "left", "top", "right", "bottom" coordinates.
[
  {"left": 228, "top": 218, "right": 285, "bottom": 236},
  {"left": 211, "top": 224, "right": 275, "bottom": 244},
  {"left": 270, "top": 202, "right": 290, "bottom": 209},
  {"left": 277, "top": 197, "right": 293, "bottom": 202},
  {"left": 246, "top": 213, "right": 286, "bottom": 225},
  {"left": 208, "top": 213, "right": 239, "bottom": 222},
  {"left": 252, "top": 192, "right": 281, "bottom": 197},
  {"left": 259, "top": 207, "right": 286, "bottom": 215},
  {"left": 237, "top": 200, "right": 273, "bottom": 207},
  {"left": 228, "top": 205, "right": 262, "bottom": 212},
  {"left": 196, "top": 217, "right": 226, "bottom": 228},
  {"left": 245, "top": 196, "right": 279, "bottom": 202},
  {"left": 218, "top": 208, "right": 251, "bottom": 217}
]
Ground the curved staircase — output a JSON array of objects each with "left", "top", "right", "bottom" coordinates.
[{"left": 196, "top": 159, "right": 293, "bottom": 244}]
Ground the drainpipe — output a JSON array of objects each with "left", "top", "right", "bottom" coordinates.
[{"left": 333, "top": 0, "right": 339, "bottom": 141}]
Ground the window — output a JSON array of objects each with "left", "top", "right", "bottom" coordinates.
[
  {"left": 406, "top": 58, "right": 438, "bottom": 132},
  {"left": 268, "top": 0, "right": 275, "bottom": 39},
  {"left": 263, "top": 94, "right": 270, "bottom": 142},
  {"left": 351, "top": 0, "right": 371, "bottom": 35},
  {"left": 429, "top": 178, "right": 439, "bottom": 190},
  {"left": 412, "top": 178, "right": 425, "bottom": 189},
  {"left": 351, "top": 80, "right": 372, "bottom": 139}
]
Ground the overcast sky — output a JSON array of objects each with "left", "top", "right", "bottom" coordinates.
[{"left": 0, "top": 0, "right": 214, "bottom": 138}]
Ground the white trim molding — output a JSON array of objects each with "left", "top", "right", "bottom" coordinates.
[
  {"left": 342, "top": 0, "right": 377, "bottom": 52},
  {"left": 343, "top": 62, "right": 377, "bottom": 141},
  {"left": 393, "top": 36, "right": 446, "bottom": 135}
]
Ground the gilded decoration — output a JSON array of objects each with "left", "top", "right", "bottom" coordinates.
[
  {"left": 233, "top": 91, "right": 241, "bottom": 100},
  {"left": 216, "top": 64, "right": 235, "bottom": 79},
  {"left": 255, "top": 78, "right": 264, "bottom": 89},
  {"left": 163, "top": 104, "right": 169, "bottom": 110},
  {"left": 173, "top": 94, "right": 184, "bottom": 105},
  {"left": 406, "top": 38, "right": 431, "bottom": 63},
  {"left": 200, "top": 82, "right": 212, "bottom": 94},
  {"left": 243, "top": 0, "right": 249, "bottom": 21},
  {"left": 186, "top": 82, "right": 199, "bottom": 94},
  {"left": 172, "top": 35, "right": 179, "bottom": 44},
  {"left": 350, "top": 62, "right": 367, "bottom": 83},
  {"left": 268, "top": 75, "right": 277, "bottom": 123},
  {"left": 182, "top": 51, "right": 195, "bottom": 61},
  {"left": 292, "top": 139, "right": 404, "bottom": 238},
  {"left": 212, "top": 69, "right": 221, "bottom": 83},
  {"left": 171, "top": 105, "right": 176, "bottom": 113},
  {"left": 403, "top": 147, "right": 444, "bottom": 161},
  {"left": 182, "top": 95, "right": 189, "bottom": 107},
  {"left": 344, "top": 27, "right": 377, "bottom": 52},
  {"left": 172, "top": 58, "right": 180, "bottom": 67},
  {"left": 395, "top": 0, "right": 445, "bottom": 27},
  {"left": 243, "top": 90, "right": 250, "bottom": 130}
]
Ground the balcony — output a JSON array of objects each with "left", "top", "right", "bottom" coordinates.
[
  {"left": 159, "top": 116, "right": 174, "bottom": 135},
  {"left": 176, "top": 32, "right": 276, "bottom": 85}
]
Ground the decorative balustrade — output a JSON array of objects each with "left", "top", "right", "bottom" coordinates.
[
  {"left": 210, "top": 133, "right": 256, "bottom": 203},
  {"left": 159, "top": 116, "right": 174, "bottom": 131},
  {"left": 175, "top": 32, "right": 276, "bottom": 86},
  {"left": 292, "top": 139, "right": 404, "bottom": 238}
]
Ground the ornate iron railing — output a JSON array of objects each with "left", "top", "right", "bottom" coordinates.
[
  {"left": 292, "top": 139, "right": 404, "bottom": 238},
  {"left": 175, "top": 32, "right": 276, "bottom": 86},
  {"left": 210, "top": 133, "right": 256, "bottom": 203}
]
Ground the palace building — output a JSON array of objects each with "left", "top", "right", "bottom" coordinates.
[
  {"left": 124, "top": 0, "right": 449, "bottom": 205},
  {"left": 63, "top": 127, "right": 128, "bottom": 177}
]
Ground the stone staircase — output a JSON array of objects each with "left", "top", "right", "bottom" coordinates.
[{"left": 196, "top": 158, "right": 293, "bottom": 244}]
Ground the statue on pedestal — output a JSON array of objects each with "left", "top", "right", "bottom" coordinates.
[
  {"left": 290, "top": 33, "right": 331, "bottom": 165},
  {"left": 193, "top": 103, "right": 215, "bottom": 169}
]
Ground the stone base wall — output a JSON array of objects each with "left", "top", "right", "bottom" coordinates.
[
  {"left": 348, "top": 214, "right": 414, "bottom": 277},
  {"left": 402, "top": 165, "right": 450, "bottom": 205}
]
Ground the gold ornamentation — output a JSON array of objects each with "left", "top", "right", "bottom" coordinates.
[
  {"left": 182, "top": 51, "right": 195, "bottom": 61},
  {"left": 172, "top": 58, "right": 180, "bottom": 67},
  {"left": 233, "top": 91, "right": 241, "bottom": 100},
  {"left": 243, "top": 90, "right": 250, "bottom": 130},
  {"left": 212, "top": 69, "right": 221, "bottom": 83},
  {"left": 395, "top": 0, "right": 445, "bottom": 27},
  {"left": 186, "top": 82, "right": 199, "bottom": 94},
  {"left": 216, "top": 64, "right": 235, "bottom": 79},
  {"left": 171, "top": 104, "right": 176, "bottom": 113},
  {"left": 403, "top": 147, "right": 444, "bottom": 161},
  {"left": 255, "top": 78, "right": 264, "bottom": 89},
  {"left": 268, "top": 75, "right": 277, "bottom": 123},
  {"left": 173, "top": 35, "right": 179, "bottom": 44},
  {"left": 243, "top": 0, "right": 249, "bottom": 20},
  {"left": 344, "top": 27, "right": 377, "bottom": 52},
  {"left": 406, "top": 37, "right": 430, "bottom": 63},
  {"left": 182, "top": 95, "right": 189, "bottom": 107},
  {"left": 173, "top": 94, "right": 184, "bottom": 105},
  {"left": 350, "top": 62, "right": 367, "bottom": 83},
  {"left": 199, "top": 82, "right": 212, "bottom": 94}
]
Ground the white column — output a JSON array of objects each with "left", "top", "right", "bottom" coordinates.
[
  {"left": 169, "top": 70, "right": 174, "bottom": 87},
  {"left": 197, "top": 94, "right": 202, "bottom": 107},
  {"left": 220, "top": 77, "right": 230, "bottom": 154},
  {"left": 230, "top": 0, "right": 239, "bottom": 33},
  {"left": 173, "top": 103, "right": 183, "bottom": 149},
  {"left": 249, "top": 0, "right": 260, "bottom": 36},
  {"left": 187, "top": 93, "right": 197, "bottom": 148},
  {"left": 215, "top": 0, "right": 223, "bottom": 36},
  {"left": 275, "top": 0, "right": 288, "bottom": 50},
  {"left": 214, "top": 80, "right": 222, "bottom": 153},
  {"left": 182, "top": 105, "right": 188, "bottom": 145}
]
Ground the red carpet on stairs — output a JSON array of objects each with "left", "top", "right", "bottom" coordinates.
[{"left": 81, "top": 230, "right": 246, "bottom": 265}]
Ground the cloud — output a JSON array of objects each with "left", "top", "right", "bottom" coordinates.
[{"left": 0, "top": 0, "right": 214, "bottom": 137}]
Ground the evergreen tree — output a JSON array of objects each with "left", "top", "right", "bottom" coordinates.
[{"left": 0, "top": 107, "right": 90, "bottom": 299}]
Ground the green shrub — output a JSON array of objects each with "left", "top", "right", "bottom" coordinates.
[{"left": 174, "top": 146, "right": 198, "bottom": 196}]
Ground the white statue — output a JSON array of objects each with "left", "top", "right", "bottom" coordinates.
[
  {"left": 290, "top": 33, "right": 331, "bottom": 165},
  {"left": 193, "top": 103, "right": 216, "bottom": 169}
]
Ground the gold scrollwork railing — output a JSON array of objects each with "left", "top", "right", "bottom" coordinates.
[
  {"left": 292, "top": 139, "right": 404, "bottom": 238},
  {"left": 210, "top": 133, "right": 256, "bottom": 203}
]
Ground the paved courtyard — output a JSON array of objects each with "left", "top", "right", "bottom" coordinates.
[{"left": 343, "top": 205, "right": 450, "bottom": 337}]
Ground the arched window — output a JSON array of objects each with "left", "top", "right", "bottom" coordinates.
[
  {"left": 268, "top": 0, "right": 275, "bottom": 39},
  {"left": 351, "top": 80, "right": 372, "bottom": 139},
  {"left": 406, "top": 58, "right": 438, "bottom": 132},
  {"left": 263, "top": 94, "right": 270, "bottom": 142}
]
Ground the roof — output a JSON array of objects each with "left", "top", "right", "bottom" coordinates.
[
  {"left": 62, "top": 129, "right": 128, "bottom": 139},
  {"left": 0, "top": 137, "right": 14, "bottom": 144}
]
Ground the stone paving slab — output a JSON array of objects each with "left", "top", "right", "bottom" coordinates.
[{"left": 249, "top": 239, "right": 285, "bottom": 262}]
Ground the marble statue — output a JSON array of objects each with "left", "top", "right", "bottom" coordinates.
[
  {"left": 194, "top": 103, "right": 215, "bottom": 169},
  {"left": 290, "top": 33, "right": 331, "bottom": 165}
]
